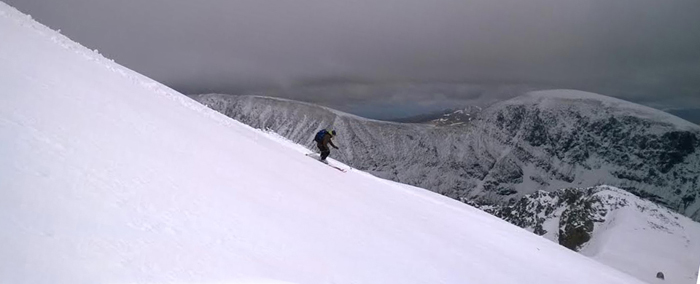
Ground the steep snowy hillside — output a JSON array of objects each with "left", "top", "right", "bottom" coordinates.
[
  {"left": 484, "top": 186, "right": 700, "bottom": 284},
  {"left": 193, "top": 92, "right": 700, "bottom": 221},
  {"left": 0, "top": 3, "right": 645, "bottom": 284}
]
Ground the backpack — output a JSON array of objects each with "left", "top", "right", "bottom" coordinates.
[{"left": 314, "top": 129, "right": 327, "bottom": 143}]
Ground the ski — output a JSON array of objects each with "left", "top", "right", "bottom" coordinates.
[
  {"left": 305, "top": 153, "right": 348, "bottom": 172},
  {"left": 326, "top": 163, "right": 348, "bottom": 173}
]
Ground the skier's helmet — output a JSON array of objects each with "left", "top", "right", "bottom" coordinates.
[{"left": 331, "top": 130, "right": 337, "bottom": 136}]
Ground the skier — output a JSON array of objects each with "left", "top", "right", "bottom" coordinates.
[{"left": 313, "top": 129, "right": 339, "bottom": 162}]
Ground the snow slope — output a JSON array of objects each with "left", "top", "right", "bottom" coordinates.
[
  {"left": 581, "top": 187, "right": 700, "bottom": 284},
  {"left": 0, "top": 2, "right": 646, "bottom": 284},
  {"left": 488, "top": 186, "right": 700, "bottom": 284}
]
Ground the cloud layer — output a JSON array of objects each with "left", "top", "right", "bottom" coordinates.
[{"left": 6, "top": 0, "right": 700, "bottom": 118}]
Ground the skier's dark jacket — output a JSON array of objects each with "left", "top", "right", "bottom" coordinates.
[{"left": 318, "top": 132, "right": 338, "bottom": 149}]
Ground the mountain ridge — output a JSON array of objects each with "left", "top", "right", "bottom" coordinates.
[
  {"left": 193, "top": 91, "right": 700, "bottom": 221},
  {"left": 501, "top": 90, "right": 698, "bottom": 130}
]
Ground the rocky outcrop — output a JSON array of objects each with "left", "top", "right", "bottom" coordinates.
[{"left": 480, "top": 185, "right": 700, "bottom": 284}]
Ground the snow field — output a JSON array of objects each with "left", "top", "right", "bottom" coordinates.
[{"left": 0, "top": 2, "right": 644, "bottom": 284}]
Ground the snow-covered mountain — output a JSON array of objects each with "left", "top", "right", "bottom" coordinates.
[
  {"left": 479, "top": 185, "right": 700, "bottom": 284},
  {"left": 391, "top": 106, "right": 482, "bottom": 126},
  {"left": 477, "top": 91, "right": 700, "bottom": 218},
  {"left": 0, "top": 2, "right": 647, "bottom": 284},
  {"left": 430, "top": 106, "right": 483, "bottom": 126},
  {"left": 193, "top": 92, "right": 700, "bottom": 221}
]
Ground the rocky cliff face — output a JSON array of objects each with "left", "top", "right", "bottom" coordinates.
[
  {"left": 479, "top": 187, "right": 617, "bottom": 251},
  {"left": 476, "top": 91, "right": 700, "bottom": 219},
  {"left": 191, "top": 90, "right": 700, "bottom": 221}
]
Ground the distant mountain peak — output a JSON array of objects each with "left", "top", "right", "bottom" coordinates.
[
  {"left": 389, "top": 106, "right": 483, "bottom": 125},
  {"left": 430, "top": 106, "right": 483, "bottom": 126},
  {"left": 497, "top": 89, "right": 699, "bottom": 130}
]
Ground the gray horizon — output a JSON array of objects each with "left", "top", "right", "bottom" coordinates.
[{"left": 5, "top": 0, "right": 700, "bottom": 122}]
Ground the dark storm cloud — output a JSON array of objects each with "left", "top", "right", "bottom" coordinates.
[
  {"left": 5, "top": 0, "right": 700, "bottom": 118},
  {"left": 248, "top": 82, "right": 537, "bottom": 119}
]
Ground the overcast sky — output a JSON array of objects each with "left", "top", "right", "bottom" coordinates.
[{"left": 5, "top": 0, "right": 700, "bottom": 121}]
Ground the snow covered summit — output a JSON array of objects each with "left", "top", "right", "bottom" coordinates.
[
  {"left": 0, "top": 2, "right": 646, "bottom": 284},
  {"left": 492, "top": 89, "right": 699, "bottom": 132},
  {"left": 480, "top": 89, "right": 700, "bottom": 217}
]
